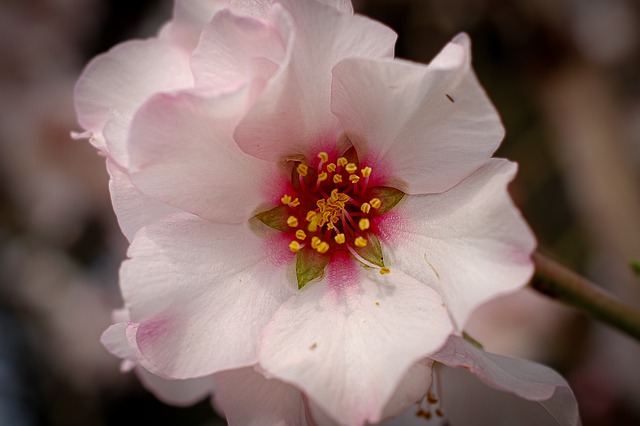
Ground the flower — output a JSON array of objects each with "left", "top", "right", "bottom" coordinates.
[{"left": 75, "top": 0, "right": 539, "bottom": 424}]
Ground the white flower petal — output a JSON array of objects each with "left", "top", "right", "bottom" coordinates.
[
  {"left": 128, "top": 88, "right": 286, "bottom": 224},
  {"left": 433, "top": 335, "right": 580, "bottom": 426},
  {"left": 101, "top": 322, "right": 134, "bottom": 361},
  {"left": 74, "top": 38, "right": 193, "bottom": 149},
  {"left": 136, "top": 368, "right": 216, "bottom": 407},
  {"left": 169, "top": 0, "right": 230, "bottom": 48},
  {"left": 235, "top": 0, "right": 397, "bottom": 161},
  {"left": 379, "top": 159, "right": 535, "bottom": 329},
  {"left": 259, "top": 265, "right": 452, "bottom": 426},
  {"left": 215, "top": 367, "right": 303, "bottom": 426},
  {"left": 122, "top": 213, "right": 295, "bottom": 379},
  {"left": 331, "top": 33, "right": 503, "bottom": 195}
]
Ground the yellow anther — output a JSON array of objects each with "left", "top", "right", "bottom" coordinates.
[
  {"left": 349, "top": 175, "right": 360, "bottom": 183},
  {"left": 360, "top": 203, "right": 371, "bottom": 214},
  {"left": 297, "top": 163, "right": 308, "bottom": 176},
  {"left": 330, "top": 189, "right": 340, "bottom": 200},
  {"left": 311, "top": 236, "right": 321, "bottom": 249},
  {"left": 318, "top": 152, "right": 329, "bottom": 162},
  {"left": 361, "top": 167, "right": 372, "bottom": 177},
  {"left": 281, "top": 194, "right": 292, "bottom": 205},
  {"left": 334, "top": 233, "right": 346, "bottom": 244},
  {"left": 369, "top": 198, "right": 381, "bottom": 209},
  {"left": 327, "top": 163, "right": 337, "bottom": 172},
  {"left": 289, "top": 241, "right": 301, "bottom": 253},
  {"left": 290, "top": 198, "right": 300, "bottom": 207},
  {"left": 316, "top": 241, "right": 330, "bottom": 254},
  {"left": 306, "top": 211, "right": 317, "bottom": 222},
  {"left": 308, "top": 221, "right": 318, "bottom": 232},
  {"left": 380, "top": 267, "right": 390, "bottom": 275},
  {"left": 295, "top": 230, "right": 307, "bottom": 240},
  {"left": 326, "top": 222, "right": 335, "bottom": 230},
  {"left": 358, "top": 218, "right": 370, "bottom": 231},
  {"left": 337, "top": 157, "right": 348, "bottom": 167},
  {"left": 333, "top": 174, "right": 343, "bottom": 184},
  {"left": 287, "top": 216, "right": 299, "bottom": 227},
  {"left": 355, "top": 236, "right": 368, "bottom": 247},
  {"left": 317, "top": 172, "right": 328, "bottom": 182},
  {"left": 345, "top": 163, "right": 357, "bottom": 174}
]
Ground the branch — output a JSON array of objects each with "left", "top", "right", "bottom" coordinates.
[{"left": 530, "top": 251, "right": 640, "bottom": 342}]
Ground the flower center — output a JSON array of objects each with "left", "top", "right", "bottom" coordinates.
[{"left": 255, "top": 149, "right": 404, "bottom": 288}]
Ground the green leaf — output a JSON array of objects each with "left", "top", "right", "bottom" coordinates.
[
  {"left": 352, "top": 233, "right": 385, "bottom": 268},
  {"left": 296, "top": 249, "right": 329, "bottom": 289},
  {"left": 254, "top": 205, "right": 290, "bottom": 232},
  {"left": 367, "top": 186, "right": 405, "bottom": 214}
]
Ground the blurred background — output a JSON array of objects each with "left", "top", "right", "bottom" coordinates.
[{"left": 0, "top": 0, "right": 639, "bottom": 425}]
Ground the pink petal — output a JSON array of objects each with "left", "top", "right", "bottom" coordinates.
[
  {"left": 331, "top": 33, "right": 504, "bottom": 195},
  {"left": 101, "top": 322, "right": 133, "bottom": 361},
  {"left": 122, "top": 213, "right": 295, "bottom": 379},
  {"left": 74, "top": 38, "right": 193, "bottom": 149},
  {"left": 106, "top": 160, "right": 179, "bottom": 242},
  {"left": 128, "top": 88, "right": 286, "bottom": 225},
  {"left": 235, "top": 0, "right": 397, "bottom": 161},
  {"left": 215, "top": 367, "right": 303, "bottom": 426},
  {"left": 378, "top": 159, "right": 535, "bottom": 329},
  {"left": 168, "top": 0, "right": 230, "bottom": 49},
  {"left": 259, "top": 268, "right": 452, "bottom": 426},
  {"left": 136, "top": 368, "right": 216, "bottom": 407},
  {"left": 191, "top": 9, "right": 289, "bottom": 91},
  {"left": 380, "top": 360, "right": 433, "bottom": 421},
  {"left": 432, "top": 335, "right": 580, "bottom": 425}
]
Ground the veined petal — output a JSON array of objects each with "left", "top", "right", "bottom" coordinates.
[
  {"left": 122, "top": 213, "right": 295, "bottom": 379},
  {"left": 106, "top": 160, "right": 179, "bottom": 242},
  {"left": 259, "top": 266, "right": 452, "bottom": 426},
  {"left": 432, "top": 335, "right": 580, "bottom": 426},
  {"left": 215, "top": 367, "right": 303, "bottom": 426},
  {"left": 74, "top": 38, "right": 193, "bottom": 150},
  {"left": 191, "top": 9, "right": 289, "bottom": 91},
  {"left": 235, "top": 0, "right": 397, "bottom": 161},
  {"left": 331, "top": 33, "right": 503, "bottom": 195},
  {"left": 128, "top": 87, "right": 286, "bottom": 224},
  {"left": 378, "top": 159, "right": 535, "bottom": 329}
]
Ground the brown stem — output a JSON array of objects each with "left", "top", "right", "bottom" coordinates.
[{"left": 530, "top": 251, "right": 640, "bottom": 342}]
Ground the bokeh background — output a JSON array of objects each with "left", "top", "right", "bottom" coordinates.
[{"left": 1, "top": 0, "right": 639, "bottom": 425}]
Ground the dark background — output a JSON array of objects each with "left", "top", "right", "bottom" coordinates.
[{"left": 1, "top": 0, "right": 639, "bottom": 424}]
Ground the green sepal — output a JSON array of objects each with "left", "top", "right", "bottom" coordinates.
[
  {"left": 352, "top": 233, "right": 385, "bottom": 268},
  {"left": 296, "top": 249, "right": 329, "bottom": 289},
  {"left": 367, "top": 186, "right": 405, "bottom": 214},
  {"left": 254, "top": 205, "right": 290, "bottom": 232}
]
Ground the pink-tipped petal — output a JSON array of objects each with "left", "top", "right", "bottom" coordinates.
[
  {"left": 235, "top": 0, "right": 396, "bottom": 161},
  {"left": 379, "top": 159, "right": 535, "bottom": 329},
  {"left": 122, "top": 213, "right": 295, "bottom": 379},
  {"left": 215, "top": 367, "right": 303, "bottom": 426},
  {"left": 331, "top": 33, "right": 503, "bottom": 195},
  {"left": 128, "top": 88, "right": 285, "bottom": 225},
  {"left": 259, "top": 268, "right": 452, "bottom": 426},
  {"left": 433, "top": 335, "right": 580, "bottom": 426}
]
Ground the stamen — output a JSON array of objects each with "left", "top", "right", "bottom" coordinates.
[
  {"left": 281, "top": 194, "right": 292, "bottom": 205},
  {"left": 311, "top": 236, "right": 321, "bottom": 249},
  {"left": 289, "top": 241, "right": 301, "bottom": 252},
  {"left": 361, "top": 167, "right": 372, "bottom": 177},
  {"left": 349, "top": 175, "right": 360, "bottom": 183},
  {"left": 369, "top": 198, "right": 381, "bottom": 209},
  {"left": 295, "top": 230, "right": 307, "bottom": 240},
  {"left": 358, "top": 218, "right": 370, "bottom": 231},
  {"left": 360, "top": 203, "right": 371, "bottom": 214},
  {"left": 317, "top": 172, "right": 328, "bottom": 182},
  {"left": 306, "top": 211, "right": 317, "bottom": 222},
  {"left": 345, "top": 163, "right": 357, "bottom": 174},
  {"left": 333, "top": 174, "right": 342, "bottom": 184},
  {"left": 334, "top": 233, "right": 346, "bottom": 244},
  {"left": 287, "top": 216, "right": 299, "bottom": 227},
  {"left": 317, "top": 152, "right": 328, "bottom": 163},
  {"left": 290, "top": 198, "right": 300, "bottom": 207},
  {"left": 337, "top": 157, "right": 348, "bottom": 167},
  {"left": 297, "top": 164, "right": 309, "bottom": 177},
  {"left": 380, "top": 267, "right": 390, "bottom": 275},
  {"left": 316, "top": 241, "right": 330, "bottom": 254},
  {"left": 327, "top": 163, "right": 336, "bottom": 173},
  {"left": 355, "top": 236, "right": 368, "bottom": 247}
]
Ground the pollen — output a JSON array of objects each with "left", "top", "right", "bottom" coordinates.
[
  {"left": 281, "top": 194, "right": 292, "bottom": 205},
  {"left": 333, "top": 174, "right": 342, "bottom": 184},
  {"left": 337, "top": 157, "right": 348, "bottom": 167},
  {"left": 287, "top": 216, "right": 299, "bottom": 227},
  {"left": 345, "top": 163, "right": 357, "bottom": 174},
  {"left": 349, "top": 175, "right": 360, "bottom": 184},
  {"left": 311, "top": 236, "right": 321, "bottom": 249},
  {"left": 358, "top": 218, "right": 370, "bottom": 231},
  {"left": 306, "top": 211, "right": 317, "bottom": 221},
  {"left": 289, "top": 241, "right": 301, "bottom": 252},
  {"left": 380, "top": 267, "right": 390, "bottom": 275},
  {"left": 327, "top": 163, "right": 336, "bottom": 172},
  {"left": 318, "top": 152, "right": 329, "bottom": 163},
  {"left": 361, "top": 167, "right": 372, "bottom": 177},
  {"left": 297, "top": 163, "right": 309, "bottom": 176},
  {"left": 316, "top": 241, "right": 330, "bottom": 254},
  {"left": 355, "top": 236, "right": 368, "bottom": 247},
  {"left": 360, "top": 203, "right": 371, "bottom": 214},
  {"left": 295, "top": 230, "right": 307, "bottom": 240},
  {"left": 290, "top": 198, "right": 300, "bottom": 207},
  {"left": 318, "top": 171, "right": 328, "bottom": 182},
  {"left": 334, "top": 233, "right": 346, "bottom": 244},
  {"left": 369, "top": 198, "right": 381, "bottom": 209}
]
